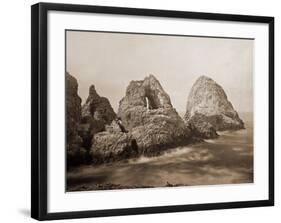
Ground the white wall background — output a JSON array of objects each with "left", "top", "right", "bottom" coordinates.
[{"left": 0, "top": 0, "right": 279, "bottom": 222}]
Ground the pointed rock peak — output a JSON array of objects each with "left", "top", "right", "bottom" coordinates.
[
  {"left": 143, "top": 74, "right": 164, "bottom": 89},
  {"left": 191, "top": 75, "right": 228, "bottom": 100},
  {"left": 89, "top": 85, "right": 96, "bottom": 94},
  {"left": 88, "top": 85, "right": 100, "bottom": 98},
  {"left": 147, "top": 74, "right": 158, "bottom": 80},
  {"left": 82, "top": 84, "right": 116, "bottom": 124},
  {"left": 144, "top": 74, "right": 161, "bottom": 84}
]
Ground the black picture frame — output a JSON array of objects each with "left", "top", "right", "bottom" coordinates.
[{"left": 31, "top": 2, "right": 274, "bottom": 221}]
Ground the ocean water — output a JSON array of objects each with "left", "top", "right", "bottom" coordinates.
[{"left": 67, "top": 112, "right": 253, "bottom": 191}]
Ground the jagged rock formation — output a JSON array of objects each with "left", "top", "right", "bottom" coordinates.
[
  {"left": 90, "top": 75, "right": 191, "bottom": 163},
  {"left": 184, "top": 76, "right": 244, "bottom": 138},
  {"left": 118, "top": 74, "right": 173, "bottom": 128},
  {"left": 82, "top": 85, "right": 116, "bottom": 124},
  {"left": 117, "top": 74, "right": 191, "bottom": 154},
  {"left": 78, "top": 85, "right": 116, "bottom": 150},
  {"left": 66, "top": 72, "right": 87, "bottom": 166}
]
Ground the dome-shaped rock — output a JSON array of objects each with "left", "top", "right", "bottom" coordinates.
[{"left": 184, "top": 76, "right": 244, "bottom": 138}]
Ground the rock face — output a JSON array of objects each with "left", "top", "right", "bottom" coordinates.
[
  {"left": 187, "top": 114, "right": 219, "bottom": 139},
  {"left": 66, "top": 72, "right": 87, "bottom": 166},
  {"left": 117, "top": 74, "right": 191, "bottom": 155},
  {"left": 79, "top": 85, "right": 117, "bottom": 150},
  {"left": 184, "top": 76, "right": 244, "bottom": 138},
  {"left": 118, "top": 74, "right": 173, "bottom": 128},
  {"left": 91, "top": 130, "right": 138, "bottom": 164}
]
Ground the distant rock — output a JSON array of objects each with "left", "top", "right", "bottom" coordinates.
[
  {"left": 66, "top": 72, "right": 87, "bottom": 166},
  {"left": 184, "top": 76, "right": 244, "bottom": 138},
  {"left": 78, "top": 85, "right": 116, "bottom": 150}
]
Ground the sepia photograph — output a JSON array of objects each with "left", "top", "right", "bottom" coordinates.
[
  {"left": 31, "top": 3, "right": 274, "bottom": 219},
  {"left": 65, "top": 30, "right": 253, "bottom": 192}
]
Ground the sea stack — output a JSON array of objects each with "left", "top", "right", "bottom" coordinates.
[
  {"left": 118, "top": 74, "right": 191, "bottom": 154},
  {"left": 184, "top": 76, "right": 244, "bottom": 139}
]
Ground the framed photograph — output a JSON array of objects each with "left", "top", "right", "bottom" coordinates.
[{"left": 31, "top": 2, "right": 274, "bottom": 220}]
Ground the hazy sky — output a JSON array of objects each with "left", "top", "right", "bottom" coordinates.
[{"left": 66, "top": 30, "right": 253, "bottom": 113}]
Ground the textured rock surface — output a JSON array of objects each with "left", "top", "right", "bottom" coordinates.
[
  {"left": 188, "top": 114, "right": 218, "bottom": 139},
  {"left": 118, "top": 74, "right": 173, "bottom": 129},
  {"left": 91, "top": 130, "right": 138, "bottom": 164},
  {"left": 79, "top": 85, "right": 117, "bottom": 150},
  {"left": 184, "top": 76, "right": 244, "bottom": 138},
  {"left": 66, "top": 72, "right": 87, "bottom": 166},
  {"left": 82, "top": 85, "right": 116, "bottom": 124},
  {"left": 117, "top": 74, "right": 191, "bottom": 155}
]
